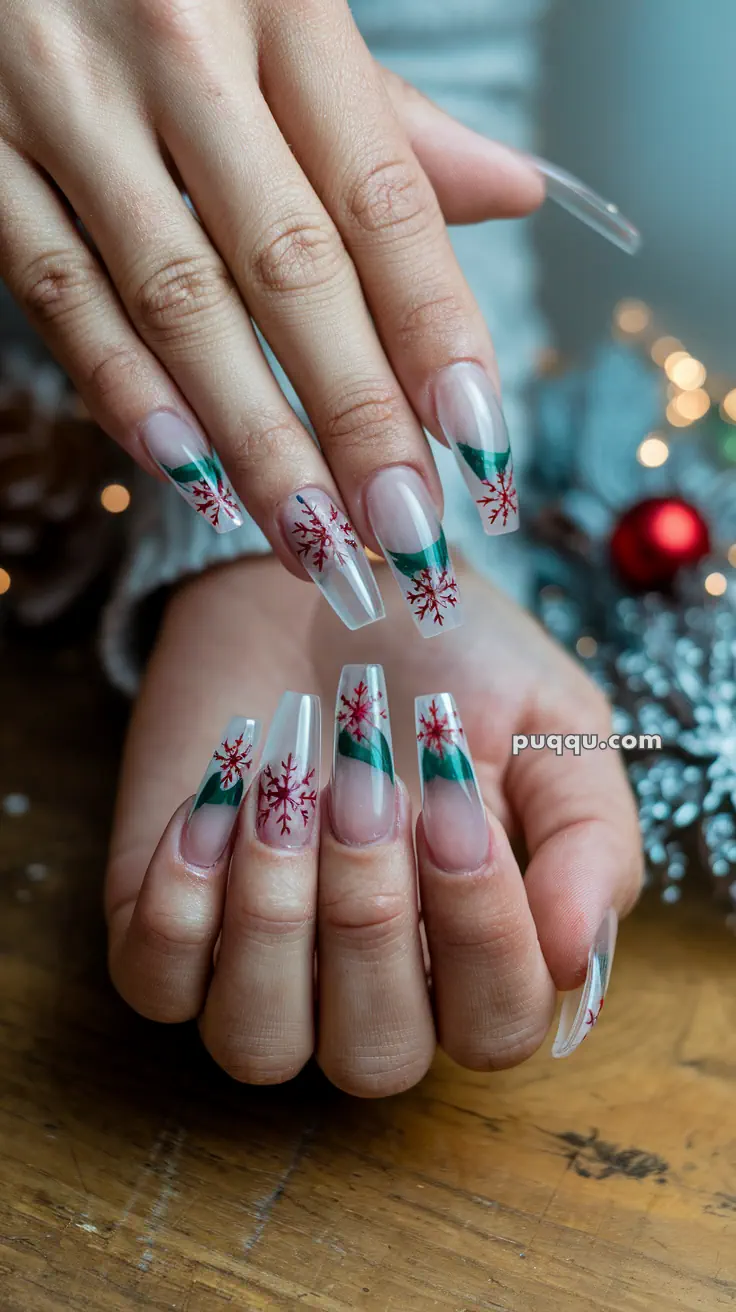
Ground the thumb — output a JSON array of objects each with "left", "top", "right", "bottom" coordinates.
[{"left": 380, "top": 64, "right": 545, "bottom": 224}]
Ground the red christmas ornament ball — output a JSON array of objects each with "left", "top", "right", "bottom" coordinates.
[{"left": 610, "top": 497, "right": 711, "bottom": 590}]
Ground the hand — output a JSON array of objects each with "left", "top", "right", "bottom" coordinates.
[
  {"left": 0, "top": 0, "right": 544, "bottom": 636},
  {"left": 106, "top": 557, "right": 643, "bottom": 1094}
]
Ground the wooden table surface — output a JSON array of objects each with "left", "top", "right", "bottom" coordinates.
[{"left": 1, "top": 638, "right": 735, "bottom": 1312}]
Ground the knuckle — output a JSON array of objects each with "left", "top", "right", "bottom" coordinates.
[
  {"left": 134, "top": 901, "right": 214, "bottom": 955},
  {"left": 322, "top": 384, "right": 405, "bottom": 454},
  {"left": 86, "top": 345, "right": 147, "bottom": 404},
  {"left": 225, "top": 899, "right": 313, "bottom": 947},
  {"left": 346, "top": 157, "right": 437, "bottom": 238},
  {"left": 18, "top": 249, "right": 98, "bottom": 326},
  {"left": 132, "top": 254, "right": 234, "bottom": 339},
  {"left": 136, "top": 0, "right": 208, "bottom": 50},
  {"left": 395, "top": 290, "right": 467, "bottom": 352},
  {"left": 224, "top": 416, "right": 305, "bottom": 483},
  {"left": 249, "top": 218, "right": 344, "bottom": 296},
  {"left": 320, "top": 890, "right": 408, "bottom": 951}
]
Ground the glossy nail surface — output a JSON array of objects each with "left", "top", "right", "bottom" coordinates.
[
  {"left": 365, "top": 466, "right": 462, "bottom": 638},
  {"left": 331, "top": 664, "right": 395, "bottom": 846},
  {"left": 281, "top": 488, "right": 384, "bottom": 631},
  {"left": 183, "top": 716, "right": 260, "bottom": 867},
  {"left": 256, "top": 692, "right": 320, "bottom": 849},
  {"left": 141, "top": 411, "right": 243, "bottom": 533},
  {"left": 433, "top": 361, "right": 518, "bottom": 536},
  {"left": 552, "top": 909, "right": 618, "bottom": 1059},
  {"left": 415, "top": 693, "right": 488, "bottom": 872},
  {"left": 531, "top": 156, "right": 641, "bottom": 255}
]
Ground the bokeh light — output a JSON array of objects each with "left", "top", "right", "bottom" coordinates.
[
  {"left": 637, "top": 435, "right": 670, "bottom": 467},
  {"left": 705, "top": 572, "right": 727, "bottom": 597},
  {"left": 614, "top": 299, "right": 651, "bottom": 335},
  {"left": 0, "top": 568, "right": 10, "bottom": 595},
  {"left": 100, "top": 483, "right": 131, "bottom": 513},
  {"left": 651, "top": 336, "right": 683, "bottom": 366}
]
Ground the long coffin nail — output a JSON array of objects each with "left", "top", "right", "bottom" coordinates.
[
  {"left": 552, "top": 909, "right": 618, "bottom": 1059},
  {"left": 365, "top": 466, "right": 462, "bottom": 638},
  {"left": 281, "top": 488, "right": 384, "bottom": 630},
  {"left": 415, "top": 693, "right": 488, "bottom": 872},
  {"left": 530, "top": 156, "right": 641, "bottom": 255},
  {"left": 433, "top": 361, "right": 519, "bottom": 536},
  {"left": 331, "top": 664, "right": 395, "bottom": 846},
  {"left": 183, "top": 716, "right": 261, "bottom": 867},
  {"left": 256, "top": 692, "right": 321, "bottom": 850},
  {"left": 141, "top": 410, "right": 244, "bottom": 534}
]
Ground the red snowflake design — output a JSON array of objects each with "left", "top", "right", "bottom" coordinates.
[
  {"left": 292, "top": 496, "right": 357, "bottom": 573},
  {"left": 337, "top": 679, "right": 387, "bottom": 743},
  {"left": 213, "top": 733, "right": 252, "bottom": 789},
  {"left": 584, "top": 998, "right": 605, "bottom": 1032},
  {"left": 477, "top": 466, "right": 518, "bottom": 529},
  {"left": 257, "top": 752, "right": 317, "bottom": 836},
  {"left": 416, "top": 698, "right": 463, "bottom": 758},
  {"left": 405, "top": 567, "right": 459, "bottom": 627},
  {"left": 191, "top": 475, "right": 241, "bottom": 529}
]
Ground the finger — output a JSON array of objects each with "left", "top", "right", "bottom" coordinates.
[
  {"left": 380, "top": 67, "right": 545, "bottom": 224},
  {"left": 318, "top": 665, "right": 434, "bottom": 1097},
  {"left": 108, "top": 716, "right": 260, "bottom": 1022},
  {"left": 147, "top": 17, "right": 463, "bottom": 637},
  {"left": 261, "top": 2, "right": 521, "bottom": 540},
  {"left": 506, "top": 681, "right": 644, "bottom": 1058},
  {"left": 0, "top": 143, "right": 230, "bottom": 501},
  {"left": 200, "top": 693, "right": 320, "bottom": 1085},
  {"left": 415, "top": 693, "right": 555, "bottom": 1070}
]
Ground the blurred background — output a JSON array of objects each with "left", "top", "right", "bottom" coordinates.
[{"left": 537, "top": 0, "right": 735, "bottom": 370}]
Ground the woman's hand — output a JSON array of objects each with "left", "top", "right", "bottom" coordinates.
[
  {"left": 0, "top": 0, "right": 544, "bottom": 634},
  {"left": 105, "top": 557, "right": 643, "bottom": 1094}
]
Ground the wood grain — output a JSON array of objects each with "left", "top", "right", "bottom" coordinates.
[{"left": 1, "top": 642, "right": 735, "bottom": 1311}]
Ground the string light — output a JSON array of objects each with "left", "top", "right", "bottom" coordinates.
[
  {"left": 614, "top": 299, "right": 651, "bottom": 335},
  {"left": 722, "top": 389, "right": 736, "bottom": 424},
  {"left": 705, "top": 572, "right": 727, "bottom": 597},
  {"left": 668, "top": 356, "right": 707, "bottom": 391},
  {"left": 664, "top": 350, "right": 690, "bottom": 380},
  {"left": 0, "top": 567, "right": 10, "bottom": 595},
  {"left": 637, "top": 435, "right": 669, "bottom": 467},
  {"left": 666, "top": 390, "right": 710, "bottom": 426},
  {"left": 100, "top": 483, "right": 131, "bottom": 513},
  {"left": 651, "top": 335, "right": 683, "bottom": 366},
  {"left": 576, "top": 635, "right": 598, "bottom": 658}
]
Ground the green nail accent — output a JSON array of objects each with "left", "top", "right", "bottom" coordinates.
[
  {"left": 163, "top": 452, "right": 222, "bottom": 486},
  {"left": 192, "top": 772, "right": 244, "bottom": 812},
  {"left": 387, "top": 532, "right": 449, "bottom": 580},
  {"left": 337, "top": 726, "right": 395, "bottom": 783},
  {"left": 420, "top": 743, "right": 475, "bottom": 785},
  {"left": 455, "top": 441, "right": 511, "bottom": 485}
]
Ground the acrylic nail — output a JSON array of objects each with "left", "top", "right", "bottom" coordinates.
[
  {"left": 281, "top": 488, "right": 384, "bottom": 630},
  {"left": 552, "top": 909, "right": 618, "bottom": 1059},
  {"left": 433, "top": 361, "right": 519, "bottom": 537},
  {"left": 256, "top": 692, "right": 321, "bottom": 850},
  {"left": 183, "top": 716, "right": 260, "bottom": 867},
  {"left": 530, "top": 156, "right": 641, "bottom": 255},
  {"left": 365, "top": 466, "right": 462, "bottom": 638},
  {"left": 331, "top": 664, "right": 395, "bottom": 846},
  {"left": 141, "top": 410, "right": 244, "bottom": 534},
  {"left": 415, "top": 693, "right": 488, "bottom": 872}
]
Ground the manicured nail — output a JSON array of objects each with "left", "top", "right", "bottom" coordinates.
[
  {"left": 331, "top": 664, "right": 395, "bottom": 846},
  {"left": 415, "top": 693, "right": 488, "bottom": 872},
  {"left": 530, "top": 156, "right": 641, "bottom": 255},
  {"left": 552, "top": 909, "right": 618, "bottom": 1059},
  {"left": 141, "top": 411, "right": 244, "bottom": 533},
  {"left": 433, "top": 362, "right": 518, "bottom": 536},
  {"left": 365, "top": 467, "right": 462, "bottom": 638},
  {"left": 256, "top": 692, "right": 321, "bottom": 849},
  {"left": 183, "top": 716, "right": 260, "bottom": 867},
  {"left": 281, "top": 488, "right": 384, "bottom": 630}
]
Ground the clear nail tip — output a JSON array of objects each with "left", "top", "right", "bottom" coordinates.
[{"left": 530, "top": 156, "right": 641, "bottom": 255}]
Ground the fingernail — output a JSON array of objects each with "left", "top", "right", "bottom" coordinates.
[
  {"left": 331, "top": 664, "right": 395, "bottom": 846},
  {"left": 433, "top": 361, "right": 519, "bottom": 537},
  {"left": 256, "top": 692, "right": 321, "bottom": 849},
  {"left": 183, "top": 716, "right": 260, "bottom": 867},
  {"left": 141, "top": 410, "right": 244, "bottom": 533},
  {"left": 365, "top": 466, "right": 462, "bottom": 638},
  {"left": 552, "top": 909, "right": 618, "bottom": 1059},
  {"left": 415, "top": 693, "right": 488, "bottom": 872},
  {"left": 530, "top": 156, "right": 641, "bottom": 255},
  {"left": 281, "top": 488, "right": 385, "bottom": 630}
]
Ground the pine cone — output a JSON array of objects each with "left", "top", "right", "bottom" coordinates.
[{"left": 0, "top": 353, "right": 130, "bottom": 627}]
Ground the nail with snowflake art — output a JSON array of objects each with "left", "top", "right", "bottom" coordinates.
[
  {"left": 141, "top": 411, "right": 244, "bottom": 534},
  {"left": 182, "top": 716, "right": 260, "bottom": 867},
  {"left": 256, "top": 692, "right": 321, "bottom": 850},
  {"left": 552, "top": 909, "right": 618, "bottom": 1059},
  {"left": 433, "top": 362, "right": 519, "bottom": 536},
  {"left": 365, "top": 466, "right": 463, "bottom": 638},
  {"left": 415, "top": 693, "right": 489, "bottom": 872},
  {"left": 280, "top": 488, "right": 384, "bottom": 631},
  {"left": 331, "top": 664, "right": 396, "bottom": 846}
]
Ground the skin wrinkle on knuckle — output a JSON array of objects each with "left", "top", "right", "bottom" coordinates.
[
  {"left": 345, "top": 157, "right": 436, "bottom": 240},
  {"left": 135, "top": 0, "right": 211, "bottom": 50},
  {"left": 321, "top": 387, "right": 405, "bottom": 453},
  {"left": 249, "top": 218, "right": 345, "bottom": 296},
  {"left": 134, "top": 903, "right": 215, "bottom": 956},
  {"left": 86, "top": 344, "right": 149, "bottom": 405},
  {"left": 131, "top": 253, "right": 235, "bottom": 340},
  {"left": 223, "top": 417, "right": 308, "bottom": 486},
  {"left": 320, "top": 889, "right": 408, "bottom": 945},
  {"left": 18, "top": 249, "right": 100, "bottom": 326},
  {"left": 395, "top": 289, "right": 468, "bottom": 354},
  {"left": 224, "top": 900, "right": 313, "bottom": 946}
]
